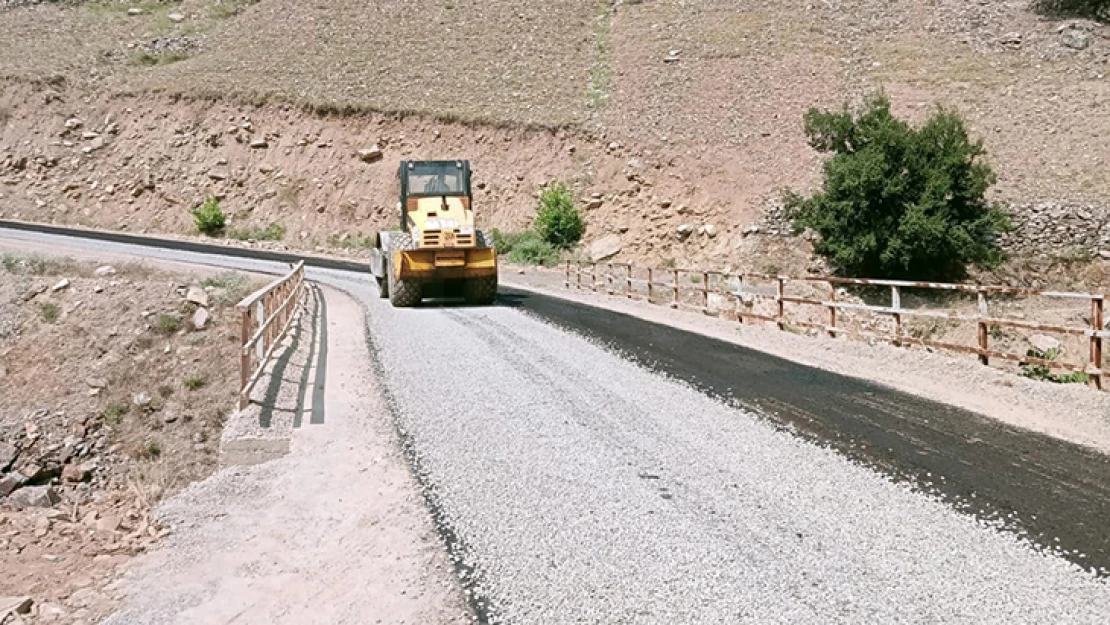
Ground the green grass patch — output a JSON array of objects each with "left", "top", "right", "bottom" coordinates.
[
  {"left": 40, "top": 302, "right": 61, "bottom": 323},
  {"left": 228, "top": 222, "right": 286, "bottom": 241},
  {"left": 183, "top": 375, "right": 206, "bottom": 391},
  {"left": 2, "top": 253, "right": 77, "bottom": 276},
  {"left": 102, "top": 402, "right": 129, "bottom": 425},
  {"left": 155, "top": 313, "right": 183, "bottom": 335}
]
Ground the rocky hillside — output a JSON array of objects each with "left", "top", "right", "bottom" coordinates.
[
  {"left": 0, "top": 254, "right": 255, "bottom": 625},
  {"left": 0, "top": 0, "right": 1107, "bottom": 281}
]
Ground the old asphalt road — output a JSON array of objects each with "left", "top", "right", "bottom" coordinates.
[{"left": 4, "top": 225, "right": 1110, "bottom": 624}]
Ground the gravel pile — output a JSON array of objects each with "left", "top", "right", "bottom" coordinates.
[{"left": 363, "top": 290, "right": 1110, "bottom": 624}]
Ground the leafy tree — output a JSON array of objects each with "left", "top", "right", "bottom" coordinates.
[
  {"left": 1033, "top": 0, "right": 1109, "bottom": 20},
  {"left": 536, "top": 184, "right": 585, "bottom": 249},
  {"left": 787, "top": 94, "right": 1010, "bottom": 281}
]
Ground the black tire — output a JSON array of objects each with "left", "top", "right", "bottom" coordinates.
[
  {"left": 388, "top": 258, "right": 422, "bottom": 307},
  {"left": 463, "top": 275, "right": 498, "bottom": 305},
  {"left": 376, "top": 273, "right": 389, "bottom": 299}
]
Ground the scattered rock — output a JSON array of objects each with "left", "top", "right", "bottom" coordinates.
[
  {"left": 207, "top": 169, "right": 229, "bottom": 181},
  {"left": 589, "top": 235, "right": 623, "bottom": 262},
  {"left": 1029, "top": 334, "right": 1061, "bottom": 354},
  {"left": 85, "top": 376, "right": 108, "bottom": 390},
  {"left": 61, "top": 463, "right": 92, "bottom": 483},
  {"left": 51, "top": 278, "right": 70, "bottom": 292},
  {"left": 192, "top": 307, "right": 210, "bottom": 330},
  {"left": 1099, "top": 250, "right": 1110, "bottom": 260},
  {"left": 168, "top": 12, "right": 185, "bottom": 22},
  {"left": 676, "top": 224, "right": 694, "bottom": 238},
  {"left": 1000, "top": 32, "right": 1023, "bottom": 47},
  {"left": 127, "top": 7, "right": 143, "bottom": 16},
  {"left": 7, "top": 486, "right": 60, "bottom": 509},
  {"left": 357, "top": 146, "right": 383, "bottom": 163},
  {"left": 133, "top": 393, "right": 151, "bottom": 408},
  {"left": 93, "top": 265, "right": 117, "bottom": 277},
  {"left": 0, "top": 596, "right": 33, "bottom": 618},
  {"left": 64, "top": 118, "right": 82, "bottom": 130},
  {"left": 0, "top": 442, "right": 17, "bottom": 471},
  {"left": 21, "top": 285, "right": 47, "bottom": 302},
  {"left": 185, "top": 286, "right": 209, "bottom": 307},
  {"left": 249, "top": 138, "right": 269, "bottom": 149},
  {"left": 0, "top": 473, "right": 22, "bottom": 497},
  {"left": 96, "top": 515, "right": 121, "bottom": 533},
  {"left": 586, "top": 197, "right": 604, "bottom": 210},
  {"left": 1061, "top": 26, "right": 1093, "bottom": 50},
  {"left": 704, "top": 224, "right": 719, "bottom": 238}
]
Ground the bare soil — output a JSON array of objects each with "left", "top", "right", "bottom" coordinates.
[
  {"left": 0, "top": 0, "right": 1107, "bottom": 284},
  {"left": 0, "top": 252, "right": 262, "bottom": 624}
]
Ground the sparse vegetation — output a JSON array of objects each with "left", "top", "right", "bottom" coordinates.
[
  {"left": 1020, "top": 347, "right": 1090, "bottom": 384},
  {"left": 329, "top": 231, "right": 377, "bottom": 250},
  {"left": 155, "top": 313, "right": 183, "bottom": 335},
  {"left": 1033, "top": 0, "right": 1110, "bottom": 20},
  {"left": 787, "top": 94, "right": 1009, "bottom": 282},
  {"left": 192, "top": 196, "right": 227, "bottom": 236},
  {"left": 133, "top": 439, "right": 163, "bottom": 461},
  {"left": 507, "top": 231, "right": 561, "bottom": 267},
  {"left": 201, "top": 271, "right": 254, "bottom": 304},
  {"left": 2, "top": 253, "right": 77, "bottom": 276},
  {"left": 102, "top": 402, "right": 129, "bottom": 425},
  {"left": 536, "top": 184, "right": 585, "bottom": 250},
  {"left": 40, "top": 302, "right": 60, "bottom": 323},
  {"left": 184, "top": 375, "right": 207, "bottom": 391},
  {"left": 228, "top": 222, "right": 286, "bottom": 241},
  {"left": 130, "top": 49, "right": 190, "bottom": 67}
]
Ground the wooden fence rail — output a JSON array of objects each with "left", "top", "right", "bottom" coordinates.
[
  {"left": 236, "top": 262, "right": 307, "bottom": 409},
  {"left": 566, "top": 261, "right": 1107, "bottom": 390}
]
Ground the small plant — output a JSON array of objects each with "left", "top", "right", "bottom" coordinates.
[
  {"left": 1020, "top": 347, "right": 1090, "bottom": 384},
  {"left": 191, "top": 197, "right": 227, "bottom": 236},
  {"left": 690, "top": 274, "right": 702, "bottom": 284},
  {"left": 2, "top": 253, "right": 76, "bottom": 276},
  {"left": 40, "top": 302, "right": 60, "bottom": 323},
  {"left": 184, "top": 376, "right": 206, "bottom": 391},
  {"left": 133, "top": 440, "right": 162, "bottom": 461},
  {"left": 989, "top": 324, "right": 1004, "bottom": 340},
  {"left": 505, "top": 231, "right": 561, "bottom": 266},
  {"left": 155, "top": 313, "right": 182, "bottom": 335},
  {"left": 491, "top": 229, "right": 541, "bottom": 255},
  {"left": 102, "top": 402, "right": 128, "bottom": 425},
  {"left": 536, "top": 184, "right": 585, "bottom": 249}
]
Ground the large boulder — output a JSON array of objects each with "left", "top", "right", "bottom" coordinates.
[
  {"left": 7, "top": 485, "right": 60, "bottom": 509},
  {"left": 589, "top": 235, "right": 623, "bottom": 262}
]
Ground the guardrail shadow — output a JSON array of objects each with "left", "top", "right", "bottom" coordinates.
[{"left": 254, "top": 284, "right": 327, "bottom": 429}]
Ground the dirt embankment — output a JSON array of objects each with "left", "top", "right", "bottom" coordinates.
[{"left": 0, "top": 253, "right": 258, "bottom": 625}]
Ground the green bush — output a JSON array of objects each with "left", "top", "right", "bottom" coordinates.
[
  {"left": 505, "top": 231, "right": 561, "bottom": 266},
  {"left": 40, "top": 302, "right": 60, "bottom": 323},
  {"left": 155, "top": 313, "right": 182, "bottom": 335},
  {"left": 229, "top": 222, "right": 285, "bottom": 241},
  {"left": 492, "top": 229, "right": 537, "bottom": 255},
  {"left": 536, "top": 184, "right": 585, "bottom": 249},
  {"left": 1033, "top": 0, "right": 1109, "bottom": 19},
  {"left": 787, "top": 94, "right": 1010, "bottom": 281},
  {"left": 1020, "top": 348, "right": 1090, "bottom": 384},
  {"left": 192, "top": 197, "right": 227, "bottom": 236}
]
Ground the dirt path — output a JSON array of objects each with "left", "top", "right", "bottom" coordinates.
[{"left": 101, "top": 286, "right": 470, "bottom": 625}]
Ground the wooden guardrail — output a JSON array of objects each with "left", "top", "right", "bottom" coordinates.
[
  {"left": 237, "top": 262, "right": 307, "bottom": 409},
  {"left": 566, "top": 261, "right": 1107, "bottom": 390}
]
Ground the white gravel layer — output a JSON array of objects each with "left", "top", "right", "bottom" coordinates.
[{"left": 358, "top": 288, "right": 1110, "bottom": 625}]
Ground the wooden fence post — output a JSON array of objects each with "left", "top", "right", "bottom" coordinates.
[
  {"left": 977, "top": 291, "right": 989, "bottom": 365},
  {"left": 565, "top": 260, "right": 570, "bottom": 289},
  {"left": 827, "top": 282, "right": 837, "bottom": 337},
  {"left": 702, "top": 272, "right": 709, "bottom": 312},
  {"left": 672, "top": 269, "right": 679, "bottom": 308},
  {"left": 626, "top": 263, "right": 633, "bottom": 298},
  {"left": 776, "top": 277, "right": 785, "bottom": 331},
  {"left": 1092, "top": 296, "right": 1104, "bottom": 390},
  {"left": 606, "top": 263, "right": 613, "bottom": 295},
  {"left": 891, "top": 285, "right": 902, "bottom": 346},
  {"left": 736, "top": 275, "right": 744, "bottom": 325},
  {"left": 239, "top": 307, "right": 250, "bottom": 409},
  {"left": 647, "top": 267, "right": 654, "bottom": 302}
]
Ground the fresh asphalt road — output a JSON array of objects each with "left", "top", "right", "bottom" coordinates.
[{"left": 4, "top": 226, "right": 1110, "bottom": 624}]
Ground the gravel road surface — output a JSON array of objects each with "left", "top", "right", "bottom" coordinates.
[{"left": 4, "top": 227, "right": 1110, "bottom": 624}]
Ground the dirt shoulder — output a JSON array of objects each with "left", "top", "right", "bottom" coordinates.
[
  {"left": 102, "top": 285, "right": 471, "bottom": 625},
  {"left": 501, "top": 265, "right": 1110, "bottom": 455},
  {"left": 0, "top": 252, "right": 266, "bottom": 624}
]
